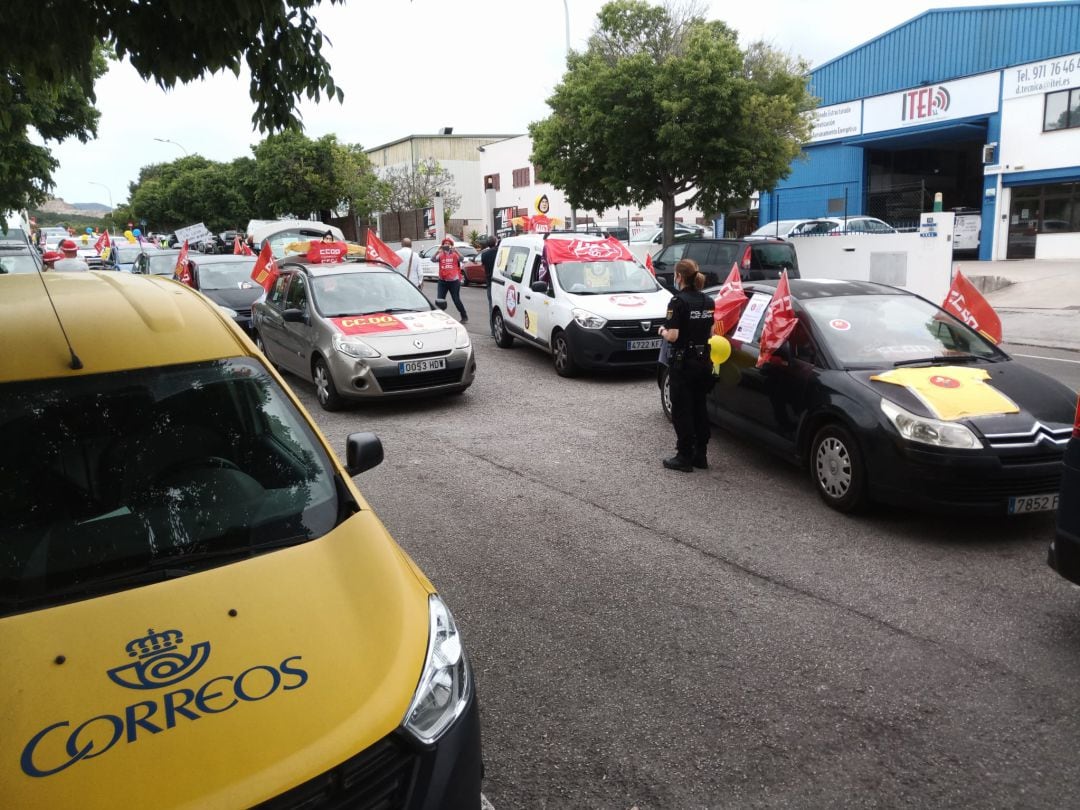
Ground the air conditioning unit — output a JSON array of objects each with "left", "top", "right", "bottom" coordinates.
[{"left": 982, "top": 142, "right": 997, "bottom": 164}]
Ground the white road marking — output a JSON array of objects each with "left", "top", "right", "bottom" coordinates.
[
  {"left": 1013, "top": 352, "right": 1080, "bottom": 366},
  {"left": 481, "top": 794, "right": 496, "bottom": 810}
]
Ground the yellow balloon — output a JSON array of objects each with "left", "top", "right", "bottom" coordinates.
[{"left": 709, "top": 335, "right": 732, "bottom": 373}]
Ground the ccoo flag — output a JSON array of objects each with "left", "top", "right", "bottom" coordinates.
[
  {"left": 250, "top": 242, "right": 280, "bottom": 292},
  {"left": 173, "top": 240, "right": 191, "bottom": 285},
  {"left": 712, "top": 263, "right": 747, "bottom": 335},
  {"left": 756, "top": 270, "right": 798, "bottom": 368},
  {"left": 365, "top": 231, "right": 402, "bottom": 268},
  {"left": 942, "top": 269, "right": 1002, "bottom": 344}
]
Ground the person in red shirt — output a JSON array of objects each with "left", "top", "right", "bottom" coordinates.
[{"left": 435, "top": 237, "right": 468, "bottom": 323}]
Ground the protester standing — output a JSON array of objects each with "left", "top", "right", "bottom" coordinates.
[
  {"left": 478, "top": 236, "right": 498, "bottom": 335},
  {"left": 395, "top": 237, "right": 424, "bottom": 289},
  {"left": 435, "top": 237, "right": 468, "bottom": 322},
  {"left": 53, "top": 240, "right": 90, "bottom": 272},
  {"left": 659, "top": 258, "right": 716, "bottom": 472}
]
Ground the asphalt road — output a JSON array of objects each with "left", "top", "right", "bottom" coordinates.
[{"left": 291, "top": 286, "right": 1080, "bottom": 809}]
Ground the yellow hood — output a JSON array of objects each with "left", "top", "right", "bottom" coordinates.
[{"left": 0, "top": 513, "right": 432, "bottom": 809}]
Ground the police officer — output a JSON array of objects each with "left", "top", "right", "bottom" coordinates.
[{"left": 658, "top": 258, "right": 715, "bottom": 472}]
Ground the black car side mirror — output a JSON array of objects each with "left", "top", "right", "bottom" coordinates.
[
  {"left": 282, "top": 308, "right": 307, "bottom": 323},
  {"left": 345, "top": 432, "right": 383, "bottom": 476},
  {"left": 531, "top": 280, "right": 549, "bottom": 294},
  {"left": 656, "top": 276, "right": 672, "bottom": 289}
]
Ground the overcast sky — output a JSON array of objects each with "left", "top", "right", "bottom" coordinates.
[{"left": 50, "top": 0, "right": 1035, "bottom": 206}]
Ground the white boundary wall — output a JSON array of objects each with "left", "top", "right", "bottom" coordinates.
[{"left": 791, "top": 213, "right": 956, "bottom": 304}]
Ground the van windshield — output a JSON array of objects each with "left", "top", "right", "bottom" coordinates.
[
  {"left": 0, "top": 358, "right": 342, "bottom": 616},
  {"left": 553, "top": 260, "right": 660, "bottom": 294}
]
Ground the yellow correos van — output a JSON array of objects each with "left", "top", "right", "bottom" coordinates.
[{"left": 0, "top": 272, "right": 482, "bottom": 808}]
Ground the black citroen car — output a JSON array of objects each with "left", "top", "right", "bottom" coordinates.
[
  {"left": 1048, "top": 396, "right": 1080, "bottom": 582},
  {"left": 658, "top": 279, "right": 1076, "bottom": 514}
]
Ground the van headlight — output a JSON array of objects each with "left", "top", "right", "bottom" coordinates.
[
  {"left": 454, "top": 325, "right": 471, "bottom": 349},
  {"left": 402, "top": 594, "right": 470, "bottom": 744},
  {"left": 571, "top": 308, "right": 606, "bottom": 329},
  {"left": 332, "top": 333, "right": 380, "bottom": 358},
  {"left": 880, "top": 399, "right": 982, "bottom": 449}
]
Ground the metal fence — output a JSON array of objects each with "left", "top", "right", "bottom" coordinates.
[
  {"left": 864, "top": 181, "right": 929, "bottom": 232},
  {"left": 763, "top": 180, "right": 928, "bottom": 232}
]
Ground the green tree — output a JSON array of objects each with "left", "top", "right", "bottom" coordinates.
[
  {"left": 529, "top": 0, "right": 814, "bottom": 245},
  {"left": 250, "top": 131, "right": 386, "bottom": 221},
  {"left": 380, "top": 158, "right": 462, "bottom": 215},
  {"left": 4, "top": 1, "right": 346, "bottom": 213}
]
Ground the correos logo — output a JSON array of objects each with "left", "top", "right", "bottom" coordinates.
[{"left": 20, "top": 627, "right": 308, "bottom": 778}]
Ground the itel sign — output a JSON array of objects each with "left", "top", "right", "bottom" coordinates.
[{"left": 901, "top": 86, "right": 951, "bottom": 121}]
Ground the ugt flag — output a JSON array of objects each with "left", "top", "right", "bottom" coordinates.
[
  {"left": 756, "top": 271, "right": 798, "bottom": 368},
  {"left": 713, "top": 263, "right": 747, "bottom": 335},
  {"left": 365, "top": 231, "right": 402, "bottom": 268},
  {"left": 250, "top": 242, "right": 280, "bottom": 292},
  {"left": 943, "top": 269, "right": 1002, "bottom": 344}
]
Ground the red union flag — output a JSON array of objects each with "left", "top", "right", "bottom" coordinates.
[
  {"left": 250, "top": 242, "right": 279, "bottom": 292},
  {"left": 365, "top": 231, "right": 402, "bottom": 268},
  {"left": 756, "top": 271, "right": 798, "bottom": 368},
  {"left": 94, "top": 230, "right": 111, "bottom": 254},
  {"left": 644, "top": 252, "right": 655, "bottom": 275},
  {"left": 173, "top": 240, "right": 192, "bottom": 285},
  {"left": 544, "top": 237, "right": 634, "bottom": 264},
  {"left": 233, "top": 235, "right": 245, "bottom": 255},
  {"left": 713, "top": 263, "right": 747, "bottom": 335},
  {"left": 943, "top": 269, "right": 1002, "bottom": 344}
]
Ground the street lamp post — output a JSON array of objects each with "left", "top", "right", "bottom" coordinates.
[
  {"left": 154, "top": 137, "right": 189, "bottom": 156},
  {"left": 88, "top": 181, "right": 113, "bottom": 211}
]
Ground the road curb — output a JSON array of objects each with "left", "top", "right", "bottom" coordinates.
[{"left": 1004, "top": 339, "right": 1080, "bottom": 354}]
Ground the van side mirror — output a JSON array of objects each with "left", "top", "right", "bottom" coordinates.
[
  {"left": 530, "top": 280, "right": 549, "bottom": 294},
  {"left": 282, "top": 308, "right": 307, "bottom": 323},
  {"left": 345, "top": 432, "right": 383, "bottom": 475}
]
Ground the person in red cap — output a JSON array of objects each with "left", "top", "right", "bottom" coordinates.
[
  {"left": 53, "top": 239, "right": 90, "bottom": 272},
  {"left": 41, "top": 250, "right": 63, "bottom": 270},
  {"left": 435, "top": 237, "right": 468, "bottom": 323}
]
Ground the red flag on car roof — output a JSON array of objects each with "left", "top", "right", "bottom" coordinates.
[
  {"left": 644, "top": 252, "right": 655, "bottom": 275},
  {"left": 942, "top": 268, "right": 1002, "bottom": 344},
  {"left": 173, "top": 240, "right": 192, "bottom": 286},
  {"left": 713, "top": 263, "right": 747, "bottom": 335},
  {"left": 544, "top": 236, "right": 635, "bottom": 264},
  {"left": 94, "top": 230, "right": 111, "bottom": 254},
  {"left": 365, "top": 231, "right": 402, "bottom": 268},
  {"left": 756, "top": 270, "right": 798, "bottom": 368},
  {"left": 250, "top": 241, "right": 279, "bottom": 293},
  {"left": 233, "top": 235, "right": 246, "bottom": 255}
]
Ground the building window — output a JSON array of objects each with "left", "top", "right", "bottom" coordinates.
[
  {"left": 1043, "top": 88, "right": 1080, "bottom": 132},
  {"left": 484, "top": 173, "right": 501, "bottom": 191},
  {"left": 532, "top": 164, "right": 543, "bottom": 183},
  {"left": 512, "top": 167, "right": 531, "bottom": 188}
]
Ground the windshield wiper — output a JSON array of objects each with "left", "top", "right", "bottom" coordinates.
[
  {"left": 893, "top": 354, "right": 986, "bottom": 367},
  {"left": 345, "top": 307, "right": 423, "bottom": 316}
]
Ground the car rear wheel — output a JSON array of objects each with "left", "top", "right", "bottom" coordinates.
[
  {"left": 492, "top": 310, "right": 514, "bottom": 348},
  {"left": 810, "top": 423, "right": 867, "bottom": 513},
  {"left": 552, "top": 330, "right": 579, "bottom": 378},
  {"left": 313, "top": 357, "right": 344, "bottom": 412}
]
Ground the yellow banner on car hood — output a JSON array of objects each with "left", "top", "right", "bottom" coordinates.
[{"left": 870, "top": 366, "right": 1020, "bottom": 421}]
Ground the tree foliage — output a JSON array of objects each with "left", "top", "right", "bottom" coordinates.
[
  {"left": 3, "top": 0, "right": 346, "bottom": 212},
  {"left": 124, "top": 131, "right": 386, "bottom": 232},
  {"left": 380, "top": 158, "right": 462, "bottom": 216},
  {"left": 529, "top": 0, "right": 815, "bottom": 243}
]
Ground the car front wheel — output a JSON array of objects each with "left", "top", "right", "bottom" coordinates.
[
  {"left": 660, "top": 367, "right": 672, "bottom": 422},
  {"left": 313, "top": 357, "right": 345, "bottom": 411},
  {"left": 552, "top": 330, "right": 579, "bottom": 378},
  {"left": 810, "top": 423, "right": 867, "bottom": 513}
]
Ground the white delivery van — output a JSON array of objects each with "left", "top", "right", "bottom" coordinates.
[{"left": 488, "top": 233, "right": 672, "bottom": 377}]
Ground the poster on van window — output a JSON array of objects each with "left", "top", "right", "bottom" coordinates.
[{"left": 544, "top": 237, "right": 634, "bottom": 264}]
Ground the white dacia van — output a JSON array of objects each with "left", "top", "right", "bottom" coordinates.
[{"left": 488, "top": 233, "right": 672, "bottom": 377}]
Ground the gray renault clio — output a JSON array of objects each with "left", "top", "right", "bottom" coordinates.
[{"left": 252, "top": 259, "right": 475, "bottom": 410}]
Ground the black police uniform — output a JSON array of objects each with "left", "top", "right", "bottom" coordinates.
[{"left": 664, "top": 287, "right": 716, "bottom": 470}]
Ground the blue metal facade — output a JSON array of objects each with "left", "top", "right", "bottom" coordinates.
[
  {"left": 759, "top": 1, "right": 1080, "bottom": 260},
  {"left": 810, "top": 1, "right": 1080, "bottom": 105}
]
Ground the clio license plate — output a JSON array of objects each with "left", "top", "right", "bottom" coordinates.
[
  {"left": 627, "top": 338, "right": 663, "bottom": 351},
  {"left": 399, "top": 358, "right": 446, "bottom": 374},
  {"left": 1008, "top": 494, "right": 1059, "bottom": 514}
]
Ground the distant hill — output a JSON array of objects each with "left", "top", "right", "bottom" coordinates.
[{"left": 39, "top": 198, "right": 111, "bottom": 217}]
